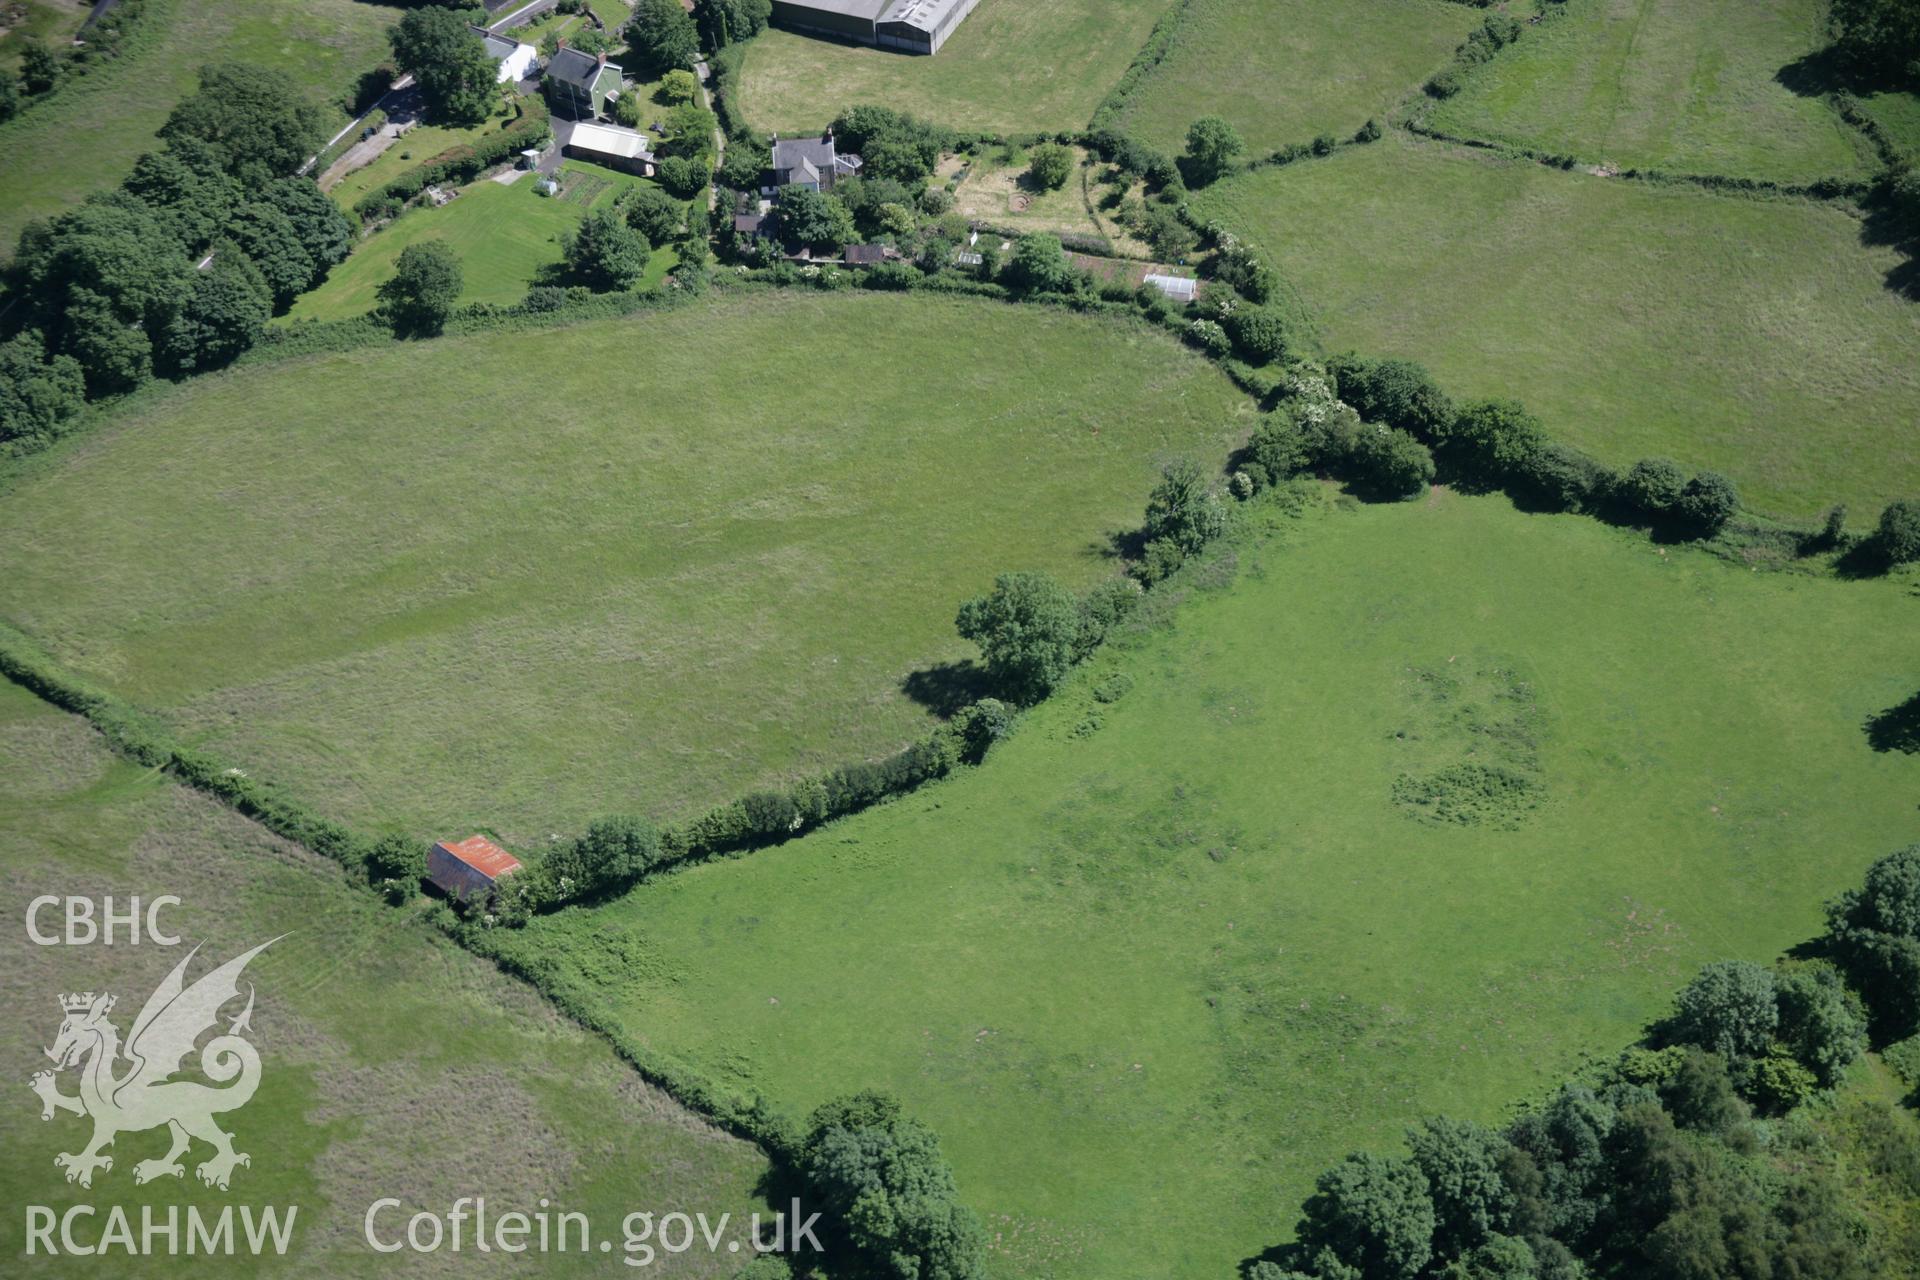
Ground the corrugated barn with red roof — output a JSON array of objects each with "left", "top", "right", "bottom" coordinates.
[{"left": 427, "top": 835, "right": 523, "bottom": 901}]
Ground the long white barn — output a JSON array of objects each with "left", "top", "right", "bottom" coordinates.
[{"left": 768, "top": 0, "right": 981, "bottom": 55}]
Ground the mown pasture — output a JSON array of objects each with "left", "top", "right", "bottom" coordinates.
[
  {"left": 290, "top": 165, "right": 673, "bottom": 323},
  {"left": 0, "top": 292, "right": 1251, "bottom": 846},
  {"left": 1192, "top": 134, "right": 1920, "bottom": 518},
  {"left": 736, "top": 0, "right": 1169, "bottom": 135},
  {"left": 0, "top": 679, "right": 772, "bottom": 1276},
  {"left": 490, "top": 489, "right": 1920, "bottom": 1280},
  {"left": 0, "top": 0, "right": 403, "bottom": 256},
  {"left": 1428, "top": 0, "right": 1876, "bottom": 185},
  {"left": 1110, "top": 0, "right": 1481, "bottom": 157}
]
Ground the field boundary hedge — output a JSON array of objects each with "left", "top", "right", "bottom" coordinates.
[
  {"left": 1086, "top": 0, "right": 1203, "bottom": 137},
  {"left": 1402, "top": 115, "right": 1874, "bottom": 200},
  {"left": 1399, "top": 0, "right": 1886, "bottom": 198},
  {"left": 0, "top": 619, "right": 808, "bottom": 1164},
  {"left": 0, "top": 622, "right": 379, "bottom": 870}
]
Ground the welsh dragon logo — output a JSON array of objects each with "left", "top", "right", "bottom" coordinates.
[{"left": 28, "top": 938, "right": 279, "bottom": 1191}]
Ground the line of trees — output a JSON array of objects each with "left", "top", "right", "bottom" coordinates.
[
  {"left": 1226, "top": 353, "right": 1747, "bottom": 533},
  {"left": 1257, "top": 844, "right": 1920, "bottom": 1280},
  {"left": 2, "top": 63, "right": 351, "bottom": 448}
]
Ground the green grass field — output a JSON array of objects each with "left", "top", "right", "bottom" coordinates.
[
  {"left": 736, "top": 0, "right": 1170, "bottom": 135},
  {"left": 0, "top": 292, "right": 1251, "bottom": 846},
  {"left": 1193, "top": 135, "right": 1920, "bottom": 518},
  {"left": 0, "top": 679, "right": 772, "bottom": 1276},
  {"left": 0, "top": 0, "right": 403, "bottom": 257},
  {"left": 1428, "top": 0, "right": 1875, "bottom": 185},
  {"left": 489, "top": 488, "right": 1920, "bottom": 1280},
  {"left": 1111, "top": 0, "right": 1481, "bottom": 157},
  {"left": 290, "top": 165, "right": 670, "bottom": 322}
]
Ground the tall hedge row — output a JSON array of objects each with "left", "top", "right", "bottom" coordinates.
[{"left": 353, "top": 98, "right": 552, "bottom": 221}]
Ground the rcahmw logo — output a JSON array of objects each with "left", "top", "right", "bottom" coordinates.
[{"left": 22, "top": 905, "right": 299, "bottom": 1259}]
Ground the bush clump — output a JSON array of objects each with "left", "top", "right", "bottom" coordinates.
[
  {"left": 955, "top": 571, "right": 1082, "bottom": 703},
  {"left": 1872, "top": 498, "right": 1920, "bottom": 565}
]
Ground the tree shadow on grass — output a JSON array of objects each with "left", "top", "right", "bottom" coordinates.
[
  {"left": 1833, "top": 536, "right": 1896, "bottom": 579},
  {"left": 1859, "top": 185, "right": 1920, "bottom": 303},
  {"left": 1776, "top": 49, "right": 1920, "bottom": 300},
  {"left": 1774, "top": 46, "right": 1859, "bottom": 99},
  {"left": 899, "top": 659, "right": 992, "bottom": 717},
  {"left": 1866, "top": 690, "right": 1920, "bottom": 754}
]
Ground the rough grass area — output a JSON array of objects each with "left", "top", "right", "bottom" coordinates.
[
  {"left": 1859, "top": 89, "right": 1920, "bottom": 162},
  {"left": 942, "top": 145, "right": 1148, "bottom": 256},
  {"left": 1112, "top": 0, "right": 1481, "bottom": 157},
  {"left": 1193, "top": 135, "right": 1920, "bottom": 518},
  {"left": 737, "top": 0, "right": 1170, "bottom": 135},
  {"left": 1429, "top": 0, "right": 1876, "bottom": 185},
  {"left": 0, "top": 0, "right": 403, "bottom": 256},
  {"left": 0, "top": 0, "right": 90, "bottom": 73},
  {"left": 289, "top": 164, "right": 669, "bottom": 322},
  {"left": 489, "top": 489, "right": 1920, "bottom": 1280},
  {"left": 0, "top": 292, "right": 1250, "bottom": 845},
  {"left": 0, "top": 679, "right": 771, "bottom": 1276}
]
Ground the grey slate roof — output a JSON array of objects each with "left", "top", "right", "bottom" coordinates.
[
  {"left": 772, "top": 135, "right": 836, "bottom": 174},
  {"left": 770, "top": 134, "right": 863, "bottom": 185},
  {"left": 548, "top": 47, "right": 612, "bottom": 88},
  {"left": 473, "top": 26, "right": 519, "bottom": 61}
]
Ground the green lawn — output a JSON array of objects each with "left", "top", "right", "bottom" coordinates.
[
  {"left": 1429, "top": 0, "right": 1876, "bottom": 185},
  {"left": 0, "top": 0, "right": 404, "bottom": 256},
  {"left": 323, "top": 96, "right": 522, "bottom": 213},
  {"left": 0, "top": 292, "right": 1251, "bottom": 846},
  {"left": 0, "top": 679, "right": 771, "bottom": 1276},
  {"left": 1193, "top": 135, "right": 1920, "bottom": 518},
  {"left": 737, "top": 0, "right": 1171, "bottom": 135},
  {"left": 491, "top": 489, "right": 1920, "bottom": 1280},
  {"left": 290, "top": 164, "right": 667, "bottom": 321},
  {"left": 1111, "top": 0, "right": 1482, "bottom": 157}
]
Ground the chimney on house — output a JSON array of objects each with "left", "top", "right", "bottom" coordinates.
[
  {"left": 597, "top": 50, "right": 607, "bottom": 67},
  {"left": 823, "top": 125, "right": 833, "bottom": 143}
]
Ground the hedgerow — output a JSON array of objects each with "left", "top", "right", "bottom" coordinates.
[
  {"left": 1087, "top": 0, "right": 1202, "bottom": 138},
  {"left": 0, "top": 623, "right": 379, "bottom": 875},
  {"left": 352, "top": 97, "right": 552, "bottom": 223}
]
